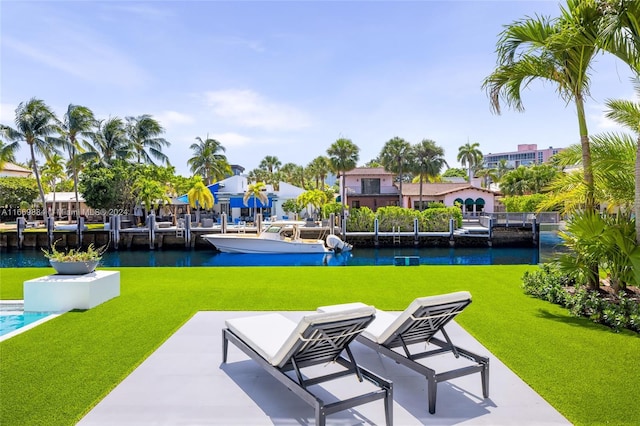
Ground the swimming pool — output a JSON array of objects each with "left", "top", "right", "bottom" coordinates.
[{"left": 0, "top": 303, "right": 58, "bottom": 342}]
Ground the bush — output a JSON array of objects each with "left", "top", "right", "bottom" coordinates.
[
  {"left": 522, "top": 264, "right": 640, "bottom": 333},
  {"left": 346, "top": 207, "right": 375, "bottom": 232}
]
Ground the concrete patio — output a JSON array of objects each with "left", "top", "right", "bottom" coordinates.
[{"left": 79, "top": 311, "right": 570, "bottom": 425}]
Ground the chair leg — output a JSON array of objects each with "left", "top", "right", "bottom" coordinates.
[
  {"left": 222, "top": 330, "right": 229, "bottom": 363},
  {"left": 316, "top": 405, "right": 325, "bottom": 426},
  {"left": 481, "top": 363, "right": 490, "bottom": 398},
  {"left": 427, "top": 377, "right": 437, "bottom": 414},
  {"left": 385, "top": 383, "right": 394, "bottom": 426}
]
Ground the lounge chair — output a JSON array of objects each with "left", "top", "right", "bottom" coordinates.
[
  {"left": 318, "top": 291, "right": 489, "bottom": 414},
  {"left": 222, "top": 307, "right": 393, "bottom": 426}
]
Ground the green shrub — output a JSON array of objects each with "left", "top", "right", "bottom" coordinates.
[{"left": 346, "top": 207, "right": 375, "bottom": 231}]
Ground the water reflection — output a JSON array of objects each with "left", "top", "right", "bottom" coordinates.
[{"left": 1, "top": 245, "right": 540, "bottom": 267}]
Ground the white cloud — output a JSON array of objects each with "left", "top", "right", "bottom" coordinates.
[
  {"left": 2, "top": 34, "right": 148, "bottom": 88},
  {"left": 203, "top": 89, "right": 312, "bottom": 131},
  {"left": 209, "top": 132, "right": 252, "bottom": 148},
  {"left": 154, "top": 111, "right": 196, "bottom": 129},
  {"left": 588, "top": 103, "right": 627, "bottom": 133}
]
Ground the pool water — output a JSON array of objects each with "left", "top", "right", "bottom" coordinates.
[{"left": 0, "top": 310, "right": 55, "bottom": 339}]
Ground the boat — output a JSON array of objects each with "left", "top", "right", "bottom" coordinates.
[{"left": 202, "top": 221, "right": 352, "bottom": 254}]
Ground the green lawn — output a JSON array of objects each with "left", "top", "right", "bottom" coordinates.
[{"left": 1, "top": 265, "right": 638, "bottom": 425}]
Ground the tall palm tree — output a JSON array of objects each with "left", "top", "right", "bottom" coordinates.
[
  {"left": 604, "top": 81, "right": 640, "bottom": 242},
  {"left": 482, "top": 0, "right": 601, "bottom": 211},
  {"left": 243, "top": 181, "right": 268, "bottom": 222},
  {"left": 597, "top": 2, "right": 640, "bottom": 243},
  {"left": 327, "top": 138, "right": 359, "bottom": 211},
  {"left": 126, "top": 115, "right": 170, "bottom": 165},
  {"left": 259, "top": 155, "right": 281, "bottom": 189},
  {"left": 307, "top": 156, "right": 331, "bottom": 189},
  {"left": 280, "top": 162, "right": 305, "bottom": 188},
  {"left": 84, "top": 117, "right": 129, "bottom": 166},
  {"left": 456, "top": 141, "right": 483, "bottom": 182},
  {"left": 41, "top": 153, "right": 66, "bottom": 219},
  {"left": 1, "top": 98, "right": 60, "bottom": 220},
  {"left": 187, "top": 136, "right": 230, "bottom": 185},
  {"left": 412, "top": 139, "right": 448, "bottom": 210},
  {"left": 379, "top": 137, "right": 412, "bottom": 206},
  {"left": 49, "top": 104, "right": 96, "bottom": 222}
]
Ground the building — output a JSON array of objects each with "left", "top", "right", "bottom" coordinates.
[
  {"left": 342, "top": 167, "right": 400, "bottom": 211},
  {"left": 0, "top": 162, "right": 32, "bottom": 178},
  {"left": 177, "top": 175, "right": 305, "bottom": 222},
  {"left": 400, "top": 183, "right": 498, "bottom": 217},
  {"left": 483, "top": 144, "right": 563, "bottom": 169}
]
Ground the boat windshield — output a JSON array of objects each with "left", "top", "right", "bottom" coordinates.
[{"left": 265, "top": 226, "right": 282, "bottom": 233}]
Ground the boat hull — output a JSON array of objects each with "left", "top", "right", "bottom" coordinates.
[{"left": 202, "top": 234, "right": 329, "bottom": 254}]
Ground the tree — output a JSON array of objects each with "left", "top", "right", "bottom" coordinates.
[
  {"left": 187, "top": 178, "right": 214, "bottom": 225},
  {"left": 603, "top": 78, "right": 640, "bottom": 243},
  {"left": 1, "top": 98, "right": 60, "bottom": 220},
  {"left": 84, "top": 117, "right": 129, "bottom": 166},
  {"left": 134, "top": 176, "right": 171, "bottom": 221},
  {"left": 327, "top": 138, "right": 359, "bottom": 212},
  {"left": 297, "top": 189, "right": 328, "bottom": 219},
  {"left": 442, "top": 168, "right": 468, "bottom": 180},
  {"left": 411, "top": 139, "right": 448, "bottom": 210},
  {"left": 379, "top": 136, "right": 412, "bottom": 206},
  {"left": 0, "top": 139, "right": 19, "bottom": 170},
  {"left": 187, "top": 136, "right": 230, "bottom": 185},
  {"left": 0, "top": 177, "right": 38, "bottom": 208},
  {"left": 456, "top": 141, "right": 483, "bottom": 181},
  {"left": 126, "top": 115, "right": 170, "bottom": 165},
  {"left": 482, "top": 0, "right": 601, "bottom": 212},
  {"left": 243, "top": 181, "right": 268, "bottom": 222},
  {"left": 280, "top": 162, "right": 305, "bottom": 188},
  {"left": 41, "top": 153, "right": 66, "bottom": 219},
  {"left": 307, "top": 156, "right": 331, "bottom": 189},
  {"left": 49, "top": 104, "right": 96, "bottom": 222}
]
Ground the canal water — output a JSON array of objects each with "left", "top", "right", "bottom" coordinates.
[{"left": 0, "top": 244, "right": 553, "bottom": 267}]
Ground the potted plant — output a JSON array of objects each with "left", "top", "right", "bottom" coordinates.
[{"left": 42, "top": 241, "right": 106, "bottom": 275}]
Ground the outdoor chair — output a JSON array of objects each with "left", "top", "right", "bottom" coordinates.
[
  {"left": 318, "top": 291, "right": 489, "bottom": 414},
  {"left": 222, "top": 307, "right": 393, "bottom": 426}
]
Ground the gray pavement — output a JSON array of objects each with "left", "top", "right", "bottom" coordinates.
[{"left": 78, "top": 311, "right": 571, "bottom": 425}]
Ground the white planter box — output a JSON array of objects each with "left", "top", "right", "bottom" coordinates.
[{"left": 24, "top": 270, "right": 120, "bottom": 312}]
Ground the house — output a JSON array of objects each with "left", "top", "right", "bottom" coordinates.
[
  {"left": 0, "top": 162, "right": 32, "bottom": 178},
  {"left": 483, "top": 144, "right": 564, "bottom": 169},
  {"left": 341, "top": 167, "right": 400, "bottom": 211},
  {"left": 43, "top": 192, "right": 90, "bottom": 220},
  {"left": 177, "top": 175, "right": 305, "bottom": 222},
  {"left": 400, "top": 183, "right": 499, "bottom": 217}
]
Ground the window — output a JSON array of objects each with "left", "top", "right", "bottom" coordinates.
[
  {"left": 361, "top": 178, "right": 380, "bottom": 194},
  {"left": 351, "top": 200, "right": 360, "bottom": 208}
]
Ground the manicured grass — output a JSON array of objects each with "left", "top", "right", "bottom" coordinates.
[{"left": 1, "top": 266, "right": 639, "bottom": 425}]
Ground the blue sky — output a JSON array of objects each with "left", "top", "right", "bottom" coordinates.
[{"left": 1, "top": 0, "right": 636, "bottom": 177}]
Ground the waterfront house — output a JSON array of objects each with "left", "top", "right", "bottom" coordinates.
[{"left": 400, "top": 183, "right": 499, "bottom": 217}]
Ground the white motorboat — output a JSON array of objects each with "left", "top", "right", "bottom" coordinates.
[{"left": 202, "top": 221, "right": 352, "bottom": 254}]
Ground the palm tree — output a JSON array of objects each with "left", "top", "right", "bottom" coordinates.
[
  {"left": 482, "top": 0, "right": 601, "bottom": 212},
  {"left": 187, "top": 178, "right": 214, "bottom": 225},
  {"left": 297, "top": 189, "right": 328, "bottom": 219},
  {"left": 280, "top": 162, "right": 305, "bottom": 188},
  {"left": 84, "top": 117, "right": 129, "bottom": 166},
  {"left": 125, "top": 115, "right": 171, "bottom": 165},
  {"left": 379, "top": 137, "right": 412, "bottom": 206},
  {"left": 604, "top": 82, "right": 640, "bottom": 242},
  {"left": 259, "top": 156, "right": 281, "bottom": 189},
  {"left": 49, "top": 104, "right": 96, "bottom": 222},
  {"left": 41, "top": 153, "right": 66, "bottom": 219},
  {"left": 243, "top": 181, "right": 268, "bottom": 222},
  {"left": 541, "top": 134, "right": 636, "bottom": 215},
  {"left": 456, "top": 141, "right": 482, "bottom": 182},
  {"left": 327, "top": 138, "right": 359, "bottom": 212},
  {"left": 1, "top": 98, "right": 60, "bottom": 220},
  {"left": 307, "top": 156, "right": 331, "bottom": 189},
  {"left": 0, "top": 139, "right": 19, "bottom": 170},
  {"left": 411, "top": 139, "right": 448, "bottom": 210},
  {"left": 187, "top": 136, "right": 230, "bottom": 185}
]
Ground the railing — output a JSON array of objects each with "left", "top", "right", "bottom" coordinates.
[{"left": 479, "top": 212, "right": 559, "bottom": 227}]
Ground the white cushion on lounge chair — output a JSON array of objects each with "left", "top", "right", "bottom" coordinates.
[
  {"left": 361, "top": 291, "right": 472, "bottom": 344},
  {"left": 226, "top": 306, "right": 376, "bottom": 368}
]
